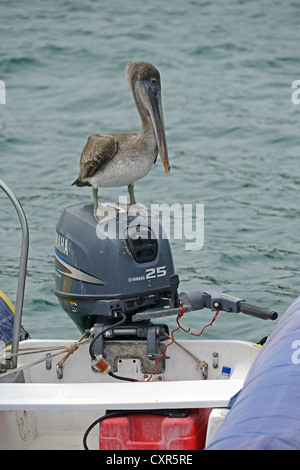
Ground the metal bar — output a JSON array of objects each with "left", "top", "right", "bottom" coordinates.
[{"left": 0, "top": 179, "right": 29, "bottom": 368}]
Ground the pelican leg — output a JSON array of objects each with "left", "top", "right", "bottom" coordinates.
[
  {"left": 128, "top": 183, "right": 136, "bottom": 205},
  {"left": 127, "top": 183, "right": 151, "bottom": 217},
  {"left": 93, "top": 187, "right": 98, "bottom": 215}
]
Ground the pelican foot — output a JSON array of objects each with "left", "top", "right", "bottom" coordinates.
[
  {"left": 117, "top": 203, "right": 130, "bottom": 213},
  {"left": 128, "top": 204, "right": 153, "bottom": 218},
  {"left": 94, "top": 203, "right": 118, "bottom": 223}
]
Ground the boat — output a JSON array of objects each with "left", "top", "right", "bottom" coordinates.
[{"left": 0, "top": 179, "right": 286, "bottom": 451}]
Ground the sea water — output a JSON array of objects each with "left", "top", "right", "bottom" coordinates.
[{"left": 0, "top": 0, "right": 300, "bottom": 342}]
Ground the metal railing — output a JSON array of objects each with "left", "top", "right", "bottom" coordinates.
[{"left": 0, "top": 179, "right": 29, "bottom": 368}]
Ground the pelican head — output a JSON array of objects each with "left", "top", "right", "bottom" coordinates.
[{"left": 126, "top": 61, "right": 170, "bottom": 174}]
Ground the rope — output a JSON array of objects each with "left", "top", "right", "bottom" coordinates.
[
  {"left": 56, "top": 333, "right": 87, "bottom": 370},
  {"left": 0, "top": 334, "right": 90, "bottom": 378},
  {"left": 163, "top": 332, "right": 208, "bottom": 373}
]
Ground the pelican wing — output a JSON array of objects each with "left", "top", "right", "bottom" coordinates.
[{"left": 73, "top": 133, "right": 118, "bottom": 185}]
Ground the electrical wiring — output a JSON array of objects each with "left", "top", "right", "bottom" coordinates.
[
  {"left": 146, "top": 306, "right": 221, "bottom": 381},
  {"left": 89, "top": 312, "right": 127, "bottom": 360}
]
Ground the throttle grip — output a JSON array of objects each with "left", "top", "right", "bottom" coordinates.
[{"left": 239, "top": 301, "right": 278, "bottom": 320}]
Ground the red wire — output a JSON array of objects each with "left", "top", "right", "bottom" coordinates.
[
  {"left": 146, "top": 306, "right": 221, "bottom": 381},
  {"left": 177, "top": 306, "right": 221, "bottom": 336},
  {"left": 176, "top": 306, "right": 191, "bottom": 332}
]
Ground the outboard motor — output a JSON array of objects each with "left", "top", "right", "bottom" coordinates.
[
  {"left": 55, "top": 201, "right": 278, "bottom": 380},
  {"left": 54, "top": 202, "right": 177, "bottom": 377}
]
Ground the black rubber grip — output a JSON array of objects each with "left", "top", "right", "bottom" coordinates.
[{"left": 239, "top": 301, "right": 278, "bottom": 321}]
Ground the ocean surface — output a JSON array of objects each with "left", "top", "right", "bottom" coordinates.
[{"left": 1, "top": 0, "right": 300, "bottom": 343}]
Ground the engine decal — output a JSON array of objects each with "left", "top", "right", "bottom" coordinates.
[{"left": 55, "top": 250, "right": 105, "bottom": 285}]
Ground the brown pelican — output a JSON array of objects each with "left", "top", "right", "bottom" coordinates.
[{"left": 72, "top": 61, "right": 170, "bottom": 217}]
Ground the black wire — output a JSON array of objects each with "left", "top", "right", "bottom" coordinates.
[
  {"left": 108, "top": 370, "right": 138, "bottom": 382},
  {"left": 89, "top": 311, "right": 127, "bottom": 359},
  {"left": 89, "top": 311, "right": 139, "bottom": 382},
  {"left": 83, "top": 411, "right": 125, "bottom": 450}
]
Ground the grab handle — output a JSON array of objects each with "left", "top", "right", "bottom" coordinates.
[{"left": 0, "top": 180, "right": 29, "bottom": 368}]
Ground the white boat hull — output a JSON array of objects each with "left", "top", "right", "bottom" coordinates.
[{"left": 0, "top": 338, "right": 260, "bottom": 450}]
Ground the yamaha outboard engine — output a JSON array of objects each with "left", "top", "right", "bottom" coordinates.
[
  {"left": 54, "top": 202, "right": 177, "bottom": 377},
  {"left": 55, "top": 202, "right": 278, "bottom": 379}
]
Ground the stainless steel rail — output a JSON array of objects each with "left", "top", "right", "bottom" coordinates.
[{"left": 0, "top": 179, "right": 29, "bottom": 368}]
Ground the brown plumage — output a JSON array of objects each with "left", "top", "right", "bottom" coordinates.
[{"left": 72, "top": 134, "right": 118, "bottom": 187}]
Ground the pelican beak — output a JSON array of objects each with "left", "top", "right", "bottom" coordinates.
[
  {"left": 135, "top": 80, "right": 170, "bottom": 174},
  {"left": 153, "top": 89, "right": 170, "bottom": 174}
]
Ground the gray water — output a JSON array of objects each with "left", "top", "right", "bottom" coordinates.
[{"left": 1, "top": 0, "right": 300, "bottom": 343}]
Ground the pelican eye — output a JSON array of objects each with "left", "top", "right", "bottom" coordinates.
[{"left": 150, "top": 77, "right": 157, "bottom": 85}]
